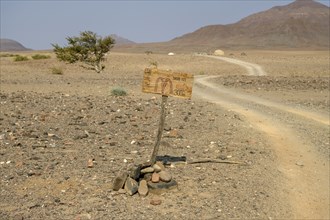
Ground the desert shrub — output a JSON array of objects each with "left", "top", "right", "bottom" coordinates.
[
  {"left": 149, "top": 61, "right": 158, "bottom": 68},
  {"left": 0, "top": 53, "right": 17, "bottom": 57},
  {"left": 111, "top": 87, "right": 127, "bottom": 96},
  {"left": 50, "top": 67, "right": 64, "bottom": 75},
  {"left": 145, "top": 50, "right": 153, "bottom": 55},
  {"left": 32, "top": 54, "right": 51, "bottom": 60},
  {"left": 13, "top": 55, "right": 29, "bottom": 61}
]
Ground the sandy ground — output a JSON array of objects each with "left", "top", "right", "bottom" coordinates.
[{"left": 0, "top": 50, "right": 329, "bottom": 219}]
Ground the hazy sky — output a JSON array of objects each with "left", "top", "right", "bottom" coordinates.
[{"left": 1, "top": 0, "right": 329, "bottom": 50}]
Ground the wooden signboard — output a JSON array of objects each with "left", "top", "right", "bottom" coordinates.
[{"left": 142, "top": 68, "right": 194, "bottom": 99}]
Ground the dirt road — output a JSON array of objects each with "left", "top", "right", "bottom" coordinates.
[
  {"left": 198, "top": 55, "right": 266, "bottom": 76},
  {"left": 194, "top": 56, "right": 329, "bottom": 219}
]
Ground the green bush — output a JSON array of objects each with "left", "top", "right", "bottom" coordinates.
[
  {"left": 111, "top": 87, "right": 127, "bottom": 96},
  {"left": 32, "top": 54, "right": 51, "bottom": 60},
  {"left": 13, "top": 55, "right": 29, "bottom": 61},
  {"left": 50, "top": 67, "right": 64, "bottom": 75}
]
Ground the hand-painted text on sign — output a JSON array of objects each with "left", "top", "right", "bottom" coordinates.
[{"left": 142, "top": 68, "right": 194, "bottom": 99}]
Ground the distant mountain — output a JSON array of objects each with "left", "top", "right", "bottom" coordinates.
[
  {"left": 110, "top": 34, "right": 136, "bottom": 45},
  {"left": 0, "top": 39, "right": 31, "bottom": 51},
  {"left": 170, "top": 0, "right": 329, "bottom": 49}
]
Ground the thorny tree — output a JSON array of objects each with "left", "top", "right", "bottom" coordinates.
[{"left": 52, "top": 31, "right": 115, "bottom": 73}]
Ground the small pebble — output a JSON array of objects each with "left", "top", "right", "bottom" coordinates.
[
  {"left": 151, "top": 172, "right": 160, "bottom": 183},
  {"left": 296, "top": 161, "right": 304, "bottom": 167},
  {"left": 150, "top": 198, "right": 162, "bottom": 206},
  {"left": 155, "top": 161, "right": 165, "bottom": 171},
  {"left": 87, "top": 159, "right": 94, "bottom": 168},
  {"left": 152, "top": 164, "right": 162, "bottom": 172},
  {"left": 138, "top": 180, "right": 148, "bottom": 197},
  {"left": 141, "top": 167, "right": 154, "bottom": 174}
]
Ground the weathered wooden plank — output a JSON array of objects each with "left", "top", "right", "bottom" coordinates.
[{"left": 142, "top": 68, "right": 194, "bottom": 99}]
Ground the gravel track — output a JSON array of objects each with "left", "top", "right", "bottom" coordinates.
[{"left": 194, "top": 70, "right": 329, "bottom": 219}]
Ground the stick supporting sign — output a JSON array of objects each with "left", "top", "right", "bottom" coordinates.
[
  {"left": 150, "top": 95, "right": 168, "bottom": 164},
  {"left": 142, "top": 68, "right": 194, "bottom": 164}
]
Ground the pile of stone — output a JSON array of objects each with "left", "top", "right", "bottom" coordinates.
[{"left": 112, "top": 161, "right": 177, "bottom": 196}]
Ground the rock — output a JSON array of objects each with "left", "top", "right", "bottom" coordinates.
[
  {"left": 143, "top": 173, "right": 152, "bottom": 181},
  {"left": 164, "top": 126, "right": 171, "bottom": 131},
  {"left": 155, "top": 161, "right": 165, "bottom": 171},
  {"left": 148, "top": 179, "right": 177, "bottom": 190},
  {"left": 141, "top": 167, "right": 154, "bottom": 174},
  {"left": 74, "top": 133, "right": 88, "bottom": 140},
  {"left": 152, "top": 164, "right": 162, "bottom": 172},
  {"left": 0, "top": 134, "right": 5, "bottom": 140},
  {"left": 138, "top": 180, "right": 148, "bottom": 197},
  {"left": 159, "top": 171, "right": 172, "bottom": 182},
  {"left": 150, "top": 198, "right": 162, "bottom": 206},
  {"left": 112, "top": 172, "right": 128, "bottom": 191},
  {"left": 168, "top": 129, "right": 180, "bottom": 138},
  {"left": 109, "top": 142, "right": 117, "bottom": 146},
  {"left": 296, "top": 161, "right": 304, "bottom": 167},
  {"left": 87, "top": 159, "right": 94, "bottom": 168},
  {"left": 218, "top": 155, "right": 227, "bottom": 160},
  {"left": 27, "top": 170, "right": 36, "bottom": 176},
  {"left": 77, "top": 213, "right": 92, "bottom": 220},
  {"left": 124, "top": 177, "right": 138, "bottom": 196},
  {"left": 47, "top": 133, "right": 61, "bottom": 140},
  {"left": 140, "top": 161, "right": 152, "bottom": 169},
  {"left": 118, "top": 188, "right": 126, "bottom": 194},
  {"left": 129, "top": 165, "right": 141, "bottom": 180},
  {"left": 151, "top": 172, "right": 160, "bottom": 183}
]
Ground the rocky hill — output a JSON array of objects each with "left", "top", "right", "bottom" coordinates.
[
  {"left": 111, "top": 34, "right": 136, "bottom": 46},
  {"left": 0, "top": 39, "right": 31, "bottom": 51},
  {"left": 170, "top": 0, "right": 329, "bottom": 49}
]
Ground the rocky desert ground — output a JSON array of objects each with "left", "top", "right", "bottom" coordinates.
[{"left": 0, "top": 50, "right": 329, "bottom": 219}]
